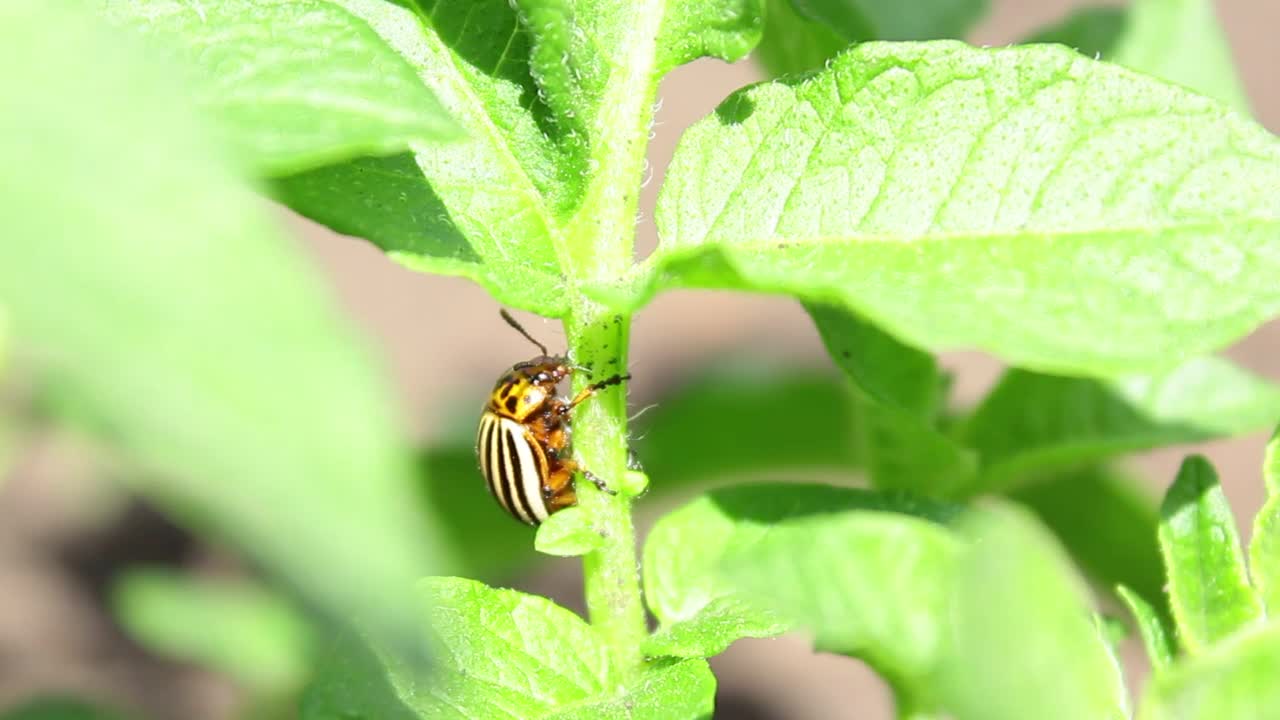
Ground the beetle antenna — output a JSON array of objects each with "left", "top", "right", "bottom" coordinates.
[{"left": 500, "top": 309, "right": 549, "bottom": 356}]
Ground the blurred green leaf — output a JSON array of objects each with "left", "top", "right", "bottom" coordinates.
[
  {"left": 858, "top": 397, "right": 976, "bottom": 495},
  {"left": 961, "top": 358, "right": 1280, "bottom": 492},
  {"left": 102, "top": 0, "right": 457, "bottom": 176},
  {"left": 0, "top": 699, "right": 128, "bottom": 720},
  {"left": 939, "top": 507, "right": 1129, "bottom": 720},
  {"left": 755, "top": 0, "right": 848, "bottom": 77},
  {"left": 302, "top": 577, "right": 715, "bottom": 720},
  {"left": 0, "top": 0, "right": 441, "bottom": 646},
  {"left": 615, "top": 41, "right": 1280, "bottom": 376},
  {"left": 1140, "top": 623, "right": 1280, "bottom": 720},
  {"left": 1159, "top": 456, "right": 1263, "bottom": 653},
  {"left": 1113, "top": 0, "right": 1249, "bottom": 112},
  {"left": 808, "top": 302, "right": 976, "bottom": 495},
  {"left": 1095, "top": 613, "right": 1130, "bottom": 666},
  {"left": 721, "top": 501, "right": 961, "bottom": 710},
  {"left": 787, "top": 0, "right": 987, "bottom": 41},
  {"left": 1118, "top": 584, "right": 1174, "bottom": 671},
  {"left": 1249, "top": 427, "right": 1280, "bottom": 614},
  {"left": 643, "top": 483, "right": 959, "bottom": 666},
  {"left": 1028, "top": 0, "right": 1249, "bottom": 123},
  {"left": 1013, "top": 467, "right": 1165, "bottom": 612},
  {"left": 755, "top": 0, "right": 988, "bottom": 79},
  {"left": 112, "top": 569, "right": 311, "bottom": 692},
  {"left": 1026, "top": 6, "right": 1127, "bottom": 59},
  {"left": 418, "top": 448, "right": 535, "bottom": 580},
  {"left": 634, "top": 365, "right": 862, "bottom": 488},
  {"left": 806, "top": 303, "right": 941, "bottom": 417}
]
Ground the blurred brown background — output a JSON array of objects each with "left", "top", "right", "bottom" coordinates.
[{"left": 2, "top": 1, "right": 1278, "bottom": 718}]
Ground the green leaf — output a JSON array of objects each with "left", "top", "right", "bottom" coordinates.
[
  {"left": 754, "top": 0, "right": 848, "bottom": 77},
  {"left": 512, "top": 0, "right": 762, "bottom": 148},
  {"left": 633, "top": 364, "right": 863, "bottom": 488},
  {"left": 961, "top": 357, "right": 1280, "bottom": 492},
  {"left": 535, "top": 506, "right": 603, "bottom": 557},
  {"left": 1026, "top": 6, "right": 1127, "bottom": 60},
  {"left": 1140, "top": 623, "right": 1280, "bottom": 720},
  {"left": 1113, "top": 0, "right": 1249, "bottom": 112},
  {"left": 0, "top": 699, "right": 128, "bottom": 720},
  {"left": 939, "top": 507, "right": 1129, "bottom": 720},
  {"left": 1031, "top": 1, "right": 1249, "bottom": 121},
  {"left": 787, "top": 0, "right": 988, "bottom": 41},
  {"left": 1095, "top": 612, "right": 1131, "bottom": 656},
  {"left": 1118, "top": 584, "right": 1174, "bottom": 671},
  {"left": 806, "top": 303, "right": 941, "bottom": 417},
  {"left": 643, "top": 483, "right": 959, "bottom": 664},
  {"left": 806, "top": 302, "right": 973, "bottom": 494},
  {"left": 755, "top": 0, "right": 987, "bottom": 79},
  {"left": 625, "top": 41, "right": 1280, "bottom": 376},
  {"left": 305, "top": 0, "right": 569, "bottom": 313},
  {"left": 1248, "top": 427, "right": 1280, "bottom": 614},
  {"left": 1013, "top": 467, "right": 1165, "bottom": 613},
  {"left": 302, "top": 0, "right": 763, "bottom": 314},
  {"left": 101, "top": 0, "right": 457, "bottom": 176},
  {"left": 272, "top": 153, "right": 483, "bottom": 277},
  {"left": 302, "top": 577, "right": 715, "bottom": 720},
  {"left": 857, "top": 395, "right": 976, "bottom": 495},
  {"left": 655, "top": 0, "right": 765, "bottom": 72},
  {"left": 547, "top": 658, "right": 716, "bottom": 720},
  {"left": 111, "top": 569, "right": 311, "bottom": 692},
  {"left": 1159, "top": 456, "right": 1263, "bottom": 653},
  {"left": 721, "top": 500, "right": 961, "bottom": 706},
  {"left": 0, "top": 0, "right": 440, "bottom": 646}
]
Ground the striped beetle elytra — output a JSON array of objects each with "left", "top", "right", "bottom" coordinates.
[{"left": 475, "top": 310, "right": 629, "bottom": 525}]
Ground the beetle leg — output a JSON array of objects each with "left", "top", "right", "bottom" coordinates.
[
  {"left": 560, "top": 373, "right": 631, "bottom": 413},
  {"left": 581, "top": 468, "right": 617, "bottom": 495},
  {"left": 558, "top": 456, "right": 618, "bottom": 496},
  {"left": 543, "top": 463, "right": 575, "bottom": 502}
]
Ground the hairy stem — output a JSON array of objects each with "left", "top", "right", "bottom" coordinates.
[
  {"left": 563, "top": 2, "right": 664, "bottom": 280},
  {"left": 565, "top": 305, "right": 645, "bottom": 678},
  {"left": 554, "top": 0, "right": 666, "bottom": 682}
]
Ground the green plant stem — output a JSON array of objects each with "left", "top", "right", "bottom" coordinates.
[
  {"left": 555, "top": 1, "right": 665, "bottom": 682},
  {"left": 564, "top": 3, "right": 663, "bottom": 279},
  {"left": 564, "top": 305, "right": 645, "bottom": 679}
]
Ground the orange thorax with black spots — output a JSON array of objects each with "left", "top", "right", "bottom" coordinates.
[{"left": 485, "top": 356, "right": 570, "bottom": 422}]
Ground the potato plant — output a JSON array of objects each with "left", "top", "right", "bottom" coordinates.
[{"left": 1, "top": 0, "right": 1279, "bottom": 718}]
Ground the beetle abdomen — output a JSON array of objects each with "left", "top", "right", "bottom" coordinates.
[{"left": 476, "top": 412, "right": 551, "bottom": 525}]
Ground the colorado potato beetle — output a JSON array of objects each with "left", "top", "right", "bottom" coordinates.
[{"left": 475, "top": 310, "right": 629, "bottom": 525}]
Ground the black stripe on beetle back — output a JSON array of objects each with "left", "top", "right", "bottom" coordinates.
[
  {"left": 480, "top": 416, "right": 504, "bottom": 510},
  {"left": 490, "top": 420, "right": 522, "bottom": 521},
  {"left": 503, "top": 427, "right": 538, "bottom": 523}
]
